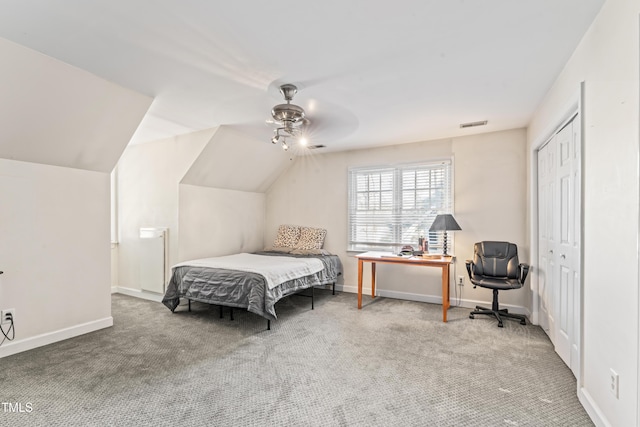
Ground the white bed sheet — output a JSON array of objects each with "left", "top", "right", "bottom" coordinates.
[{"left": 172, "top": 253, "right": 324, "bottom": 290}]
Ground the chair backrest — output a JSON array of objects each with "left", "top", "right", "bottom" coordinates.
[{"left": 472, "top": 241, "right": 519, "bottom": 279}]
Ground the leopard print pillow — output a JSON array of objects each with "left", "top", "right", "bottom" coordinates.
[
  {"left": 294, "top": 227, "right": 327, "bottom": 250},
  {"left": 273, "top": 225, "right": 301, "bottom": 248}
]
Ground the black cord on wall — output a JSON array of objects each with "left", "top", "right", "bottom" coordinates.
[
  {"left": 0, "top": 314, "right": 15, "bottom": 347},
  {"left": 0, "top": 271, "right": 15, "bottom": 346}
]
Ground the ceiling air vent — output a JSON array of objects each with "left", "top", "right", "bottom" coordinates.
[
  {"left": 460, "top": 120, "right": 488, "bottom": 129},
  {"left": 307, "top": 144, "right": 326, "bottom": 150}
]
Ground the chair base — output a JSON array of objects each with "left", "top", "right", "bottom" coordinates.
[{"left": 469, "top": 289, "right": 526, "bottom": 327}]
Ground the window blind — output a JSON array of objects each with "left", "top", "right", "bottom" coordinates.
[{"left": 348, "top": 160, "right": 453, "bottom": 252}]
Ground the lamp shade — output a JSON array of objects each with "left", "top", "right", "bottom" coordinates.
[{"left": 429, "top": 214, "right": 461, "bottom": 231}]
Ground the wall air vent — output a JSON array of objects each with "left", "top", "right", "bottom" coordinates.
[
  {"left": 460, "top": 120, "right": 488, "bottom": 129},
  {"left": 307, "top": 144, "right": 326, "bottom": 150}
]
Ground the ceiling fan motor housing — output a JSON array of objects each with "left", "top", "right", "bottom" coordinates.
[{"left": 271, "top": 103, "right": 305, "bottom": 124}]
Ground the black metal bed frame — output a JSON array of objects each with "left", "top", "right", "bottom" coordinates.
[{"left": 185, "top": 282, "right": 336, "bottom": 330}]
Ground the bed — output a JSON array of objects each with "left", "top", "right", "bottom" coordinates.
[{"left": 162, "top": 225, "right": 341, "bottom": 329}]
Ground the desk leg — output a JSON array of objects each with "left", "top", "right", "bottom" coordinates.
[
  {"left": 357, "top": 259, "right": 363, "bottom": 309},
  {"left": 442, "top": 264, "right": 450, "bottom": 322},
  {"left": 371, "top": 262, "right": 376, "bottom": 298}
]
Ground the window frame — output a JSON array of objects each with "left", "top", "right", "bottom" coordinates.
[{"left": 347, "top": 158, "right": 455, "bottom": 253}]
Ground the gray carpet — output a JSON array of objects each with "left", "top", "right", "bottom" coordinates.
[{"left": 0, "top": 291, "right": 592, "bottom": 426}]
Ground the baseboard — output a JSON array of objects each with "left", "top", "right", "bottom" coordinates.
[
  {"left": 340, "top": 285, "right": 531, "bottom": 318},
  {"left": 375, "top": 288, "right": 446, "bottom": 305},
  {"left": 111, "top": 286, "right": 118, "bottom": 294},
  {"left": 0, "top": 317, "right": 113, "bottom": 359},
  {"left": 578, "top": 387, "right": 610, "bottom": 427},
  {"left": 115, "top": 286, "right": 163, "bottom": 302}
]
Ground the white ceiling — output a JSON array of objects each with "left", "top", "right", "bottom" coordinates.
[{"left": 0, "top": 0, "right": 604, "bottom": 152}]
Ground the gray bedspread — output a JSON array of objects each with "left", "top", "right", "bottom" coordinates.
[{"left": 162, "top": 252, "right": 342, "bottom": 321}]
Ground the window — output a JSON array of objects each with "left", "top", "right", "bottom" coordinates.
[{"left": 348, "top": 160, "right": 453, "bottom": 252}]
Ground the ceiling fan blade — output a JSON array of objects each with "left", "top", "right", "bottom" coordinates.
[{"left": 301, "top": 101, "right": 359, "bottom": 144}]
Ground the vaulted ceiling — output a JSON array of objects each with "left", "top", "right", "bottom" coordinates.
[{"left": 0, "top": 0, "right": 604, "bottom": 153}]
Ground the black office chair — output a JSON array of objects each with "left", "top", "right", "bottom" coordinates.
[{"left": 465, "top": 241, "right": 529, "bottom": 327}]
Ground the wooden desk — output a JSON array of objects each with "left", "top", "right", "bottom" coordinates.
[{"left": 355, "top": 252, "right": 453, "bottom": 322}]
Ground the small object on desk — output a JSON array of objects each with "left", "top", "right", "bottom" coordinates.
[
  {"left": 399, "top": 245, "right": 414, "bottom": 256},
  {"left": 419, "top": 236, "right": 428, "bottom": 252},
  {"left": 380, "top": 253, "right": 412, "bottom": 258}
]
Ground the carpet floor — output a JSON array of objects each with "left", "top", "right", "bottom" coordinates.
[{"left": 0, "top": 291, "right": 593, "bottom": 426}]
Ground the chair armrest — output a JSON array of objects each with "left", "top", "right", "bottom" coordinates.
[
  {"left": 519, "top": 263, "right": 530, "bottom": 284},
  {"left": 465, "top": 260, "right": 474, "bottom": 279}
]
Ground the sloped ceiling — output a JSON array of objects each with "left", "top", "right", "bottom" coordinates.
[
  {"left": 181, "top": 125, "right": 292, "bottom": 193},
  {"left": 0, "top": 0, "right": 604, "bottom": 153},
  {"left": 0, "top": 38, "right": 151, "bottom": 172}
]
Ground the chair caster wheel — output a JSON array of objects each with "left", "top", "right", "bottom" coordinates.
[
  {"left": 520, "top": 319, "right": 526, "bottom": 325},
  {"left": 498, "top": 322, "right": 503, "bottom": 328},
  {"left": 469, "top": 314, "right": 474, "bottom": 319}
]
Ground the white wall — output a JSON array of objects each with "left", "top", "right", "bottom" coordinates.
[
  {"left": 0, "top": 38, "right": 150, "bottom": 358},
  {"left": 116, "top": 127, "right": 269, "bottom": 292},
  {"left": 528, "top": 0, "right": 639, "bottom": 424},
  {"left": 0, "top": 159, "right": 112, "bottom": 357},
  {"left": 0, "top": 37, "right": 151, "bottom": 172},
  {"left": 115, "top": 129, "right": 213, "bottom": 291},
  {"left": 181, "top": 125, "right": 292, "bottom": 193},
  {"left": 178, "top": 185, "right": 265, "bottom": 261},
  {"left": 453, "top": 129, "right": 531, "bottom": 310},
  {"left": 266, "top": 129, "right": 528, "bottom": 311}
]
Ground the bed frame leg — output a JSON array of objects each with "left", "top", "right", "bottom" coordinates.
[
  {"left": 311, "top": 286, "right": 315, "bottom": 310},
  {"left": 188, "top": 299, "right": 191, "bottom": 312},
  {"left": 267, "top": 320, "right": 271, "bottom": 330},
  {"left": 332, "top": 282, "right": 336, "bottom": 295}
]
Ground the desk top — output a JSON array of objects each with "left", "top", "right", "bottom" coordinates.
[{"left": 355, "top": 251, "right": 453, "bottom": 266}]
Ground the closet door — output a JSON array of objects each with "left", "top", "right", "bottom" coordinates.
[
  {"left": 556, "top": 118, "right": 581, "bottom": 376},
  {"left": 537, "top": 114, "right": 581, "bottom": 377},
  {"left": 537, "top": 138, "right": 556, "bottom": 339}
]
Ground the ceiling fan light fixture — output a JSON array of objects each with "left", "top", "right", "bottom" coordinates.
[{"left": 268, "top": 84, "right": 312, "bottom": 151}]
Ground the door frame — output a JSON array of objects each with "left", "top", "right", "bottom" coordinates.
[{"left": 528, "top": 82, "right": 584, "bottom": 384}]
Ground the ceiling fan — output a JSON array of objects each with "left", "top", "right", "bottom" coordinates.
[{"left": 268, "top": 83, "right": 310, "bottom": 151}]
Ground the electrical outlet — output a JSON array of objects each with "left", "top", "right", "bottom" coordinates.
[
  {"left": 457, "top": 276, "right": 464, "bottom": 286},
  {"left": 1, "top": 308, "right": 15, "bottom": 325},
  {"left": 609, "top": 369, "right": 619, "bottom": 398}
]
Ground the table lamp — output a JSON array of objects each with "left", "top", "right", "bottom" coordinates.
[{"left": 429, "top": 214, "right": 461, "bottom": 256}]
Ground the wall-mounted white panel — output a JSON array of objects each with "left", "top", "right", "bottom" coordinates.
[{"left": 139, "top": 228, "right": 167, "bottom": 294}]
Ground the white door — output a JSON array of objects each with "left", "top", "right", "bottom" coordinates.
[
  {"left": 555, "top": 118, "right": 581, "bottom": 376},
  {"left": 537, "top": 138, "right": 555, "bottom": 338},
  {"left": 537, "top": 114, "right": 581, "bottom": 377}
]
